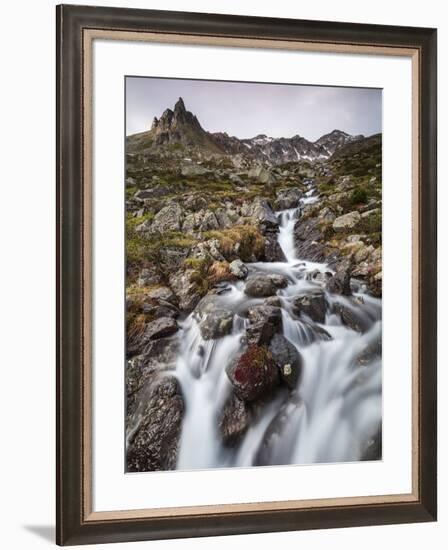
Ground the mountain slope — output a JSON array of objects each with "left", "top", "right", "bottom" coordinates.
[{"left": 127, "top": 97, "right": 366, "bottom": 164}]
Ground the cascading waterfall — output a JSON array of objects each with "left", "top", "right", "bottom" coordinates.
[{"left": 173, "top": 189, "right": 382, "bottom": 470}]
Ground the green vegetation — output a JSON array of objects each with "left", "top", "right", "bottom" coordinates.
[{"left": 203, "top": 225, "right": 265, "bottom": 262}]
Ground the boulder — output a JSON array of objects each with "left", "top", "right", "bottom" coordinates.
[
  {"left": 144, "top": 317, "right": 178, "bottom": 341},
  {"left": 134, "top": 186, "right": 171, "bottom": 200},
  {"left": 246, "top": 304, "right": 282, "bottom": 345},
  {"left": 226, "top": 345, "right": 279, "bottom": 402},
  {"left": 333, "top": 302, "right": 371, "bottom": 333},
  {"left": 149, "top": 203, "right": 184, "bottom": 233},
  {"left": 332, "top": 211, "right": 361, "bottom": 233},
  {"left": 146, "top": 286, "right": 177, "bottom": 305},
  {"left": 293, "top": 290, "right": 328, "bottom": 323},
  {"left": 127, "top": 376, "right": 184, "bottom": 471},
  {"left": 269, "top": 334, "right": 303, "bottom": 389},
  {"left": 136, "top": 267, "right": 162, "bottom": 287},
  {"left": 269, "top": 273, "right": 288, "bottom": 289},
  {"left": 244, "top": 275, "right": 277, "bottom": 298},
  {"left": 248, "top": 165, "right": 277, "bottom": 186},
  {"left": 181, "top": 164, "right": 208, "bottom": 177},
  {"left": 274, "top": 187, "right": 302, "bottom": 210},
  {"left": 198, "top": 309, "right": 234, "bottom": 340},
  {"left": 325, "top": 269, "right": 352, "bottom": 296},
  {"left": 229, "top": 259, "right": 249, "bottom": 279},
  {"left": 241, "top": 198, "right": 279, "bottom": 233},
  {"left": 218, "top": 393, "right": 251, "bottom": 446},
  {"left": 169, "top": 270, "right": 203, "bottom": 312},
  {"left": 264, "top": 234, "right": 287, "bottom": 262}
]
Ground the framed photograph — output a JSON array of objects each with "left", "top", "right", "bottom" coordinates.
[{"left": 56, "top": 4, "right": 437, "bottom": 546}]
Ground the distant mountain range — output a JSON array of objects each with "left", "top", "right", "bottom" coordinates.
[{"left": 127, "top": 97, "right": 366, "bottom": 165}]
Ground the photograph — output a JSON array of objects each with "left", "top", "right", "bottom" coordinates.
[{"left": 124, "top": 77, "right": 383, "bottom": 473}]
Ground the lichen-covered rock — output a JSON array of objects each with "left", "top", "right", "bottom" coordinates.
[
  {"left": 198, "top": 308, "right": 234, "bottom": 340},
  {"left": 229, "top": 259, "right": 248, "bottom": 279},
  {"left": 136, "top": 267, "right": 162, "bottom": 287},
  {"left": 146, "top": 286, "right": 177, "bottom": 304},
  {"left": 325, "top": 268, "right": 352, "bottom": 296},
  {"left": 269, "top": 334, "right": 303, "bottom": 389},
  {"left": 149, "top": 203, "right": 184, "bottom": 233},
  {"left": 244, "top": 275, "right": 277, "bottom": 298},
  {"left": 241, "top": 197, "right": 279, "bottom": 233},
  {"left": 332, "top": 211, "right": 361, "bottom": 233},
  {"left": 127, "top": 376, "right": 184, "bottom": 471},
  {"left": 226, "top": 345, "right": 279, "bottom": 402}
]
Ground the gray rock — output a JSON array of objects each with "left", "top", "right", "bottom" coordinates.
[
  {"left": 150, "top": 203, "right": 184, "bottom": 233},
  {"left": 169, "top": 270, "right": 203, "bottom": 312},
  {"left": 333, "top": 302, "right": 371, "bottom": 333},
  {"left": 198, "top": 309, "right": 234, "bottom": 340},
  {"left": 269, "top": 334, "right": 303, "bottom": 389},
  {"left": 181, "top": 164, "right": 208, "bottom": 177},
  {"left": 127, "top": 376, "right": 184, "bottom": 471},
  {"left": 269, "top": 273, "right": 288, "bottom": 288},
  {"left": 219, "top": 393, "right": 251, "bottom": 446},
  {"left": 293, "top": 290, "right": 328, "bottom": 324},
  {"left": 333, "top": 211, "right": 361, "bottom": 233},
  {"left": 229, "top": 259, "right": 248, "bottom": 279},
  {"left": 325, "top": 269, "right": 352, "bottom": 296},
  {"left": 264, "top": 234, "right": 287, "bottom": 262},
  {"left": 246, "top": 304, "right": 282, "bottom": 345},
  {"left": 248, "top": 165, "right": 277, "bottom": 186},
  {"left": 241, "top": 198, "right": 279, "bottom": 233},
  {"left": 144, "top": 317, "right": 178, "bottom": 340},
  {"left": 245, "top": 275, "right": 277, "bottom": 298},
  {"left": 274, "top": 187, "right": 302, "bottom": 210},
  {"left": 134, "top": 186, "right": 171, "bottom": 200},
  {"left": 146, "top": 286, "right": 177, "bottom": 304},
  {"left": 136, "top": 267, "right": 162, "bottom": 287}
]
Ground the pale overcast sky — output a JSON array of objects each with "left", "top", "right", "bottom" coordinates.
[{"left": 126, "top": 76, "right": 382, "bottom": 141}]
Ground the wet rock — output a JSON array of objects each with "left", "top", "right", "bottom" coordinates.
[
  {"left": 226, "top": 345, "right": 279, "bottom": 402},
  {"left": 333, "top": 302, "right": 371, "bottom": 333},
  {"left": 269, "top": 334, "right": 303, "bottom": 389},
  {"left": 246, "top": 304, "right": 282, "bottom": 345},
  {"left": 219, "top": 393, "right": 251, "bottom": 446},
  {"left": 198, "top": 309, "right": 234, "bottom": 340},
  {"left": 127, "top": 376, "right": 184, "bottom": 471},
  {"left": 361, "top": 425, "right": 382, "bottom": 461},
  {"left": 264, "top": 234, "right": 287, "bottom": 262},
  {"left": 274, "top": 187, "right": 302, "bottom": 210},
  {"left": 355, "top": 337, "right": 382, "bottom": 366},
  {"left": 144, "top": 317, "right": 178, "bottom": 340},
  {"left": 269, "top": 273, "right": 288, "bottom": 289},
  {"left": 229, "top": 259, "right": 249, "bottom": 279},
  {"left": 244, "top": 275, "right": 277, "bottom": 298},
  {"left": 325, "top": 268, "right": 352, "bottom": 296},
  {"left": 293, "top": 290, "right": 328, "bottom": 324},
  {"left": 333, "top": 211, "right": 361, "bottom": 233},
  {"left": 169, "top": 270, "right": 203, "bottom": 312},
  {"left": 264, "top": 296, "right": 282, "bottom": 308},
  {"left": 254, "top": 391, "right": 304, "bottom": 466}
]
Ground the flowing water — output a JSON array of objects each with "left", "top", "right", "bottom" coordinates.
[{"left": 173, "top": 191, "right": 382, "bottom": 470}]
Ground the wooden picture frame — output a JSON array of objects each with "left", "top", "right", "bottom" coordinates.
[{"left": 56, "top": 4, "right": 437, "bottom": 545}]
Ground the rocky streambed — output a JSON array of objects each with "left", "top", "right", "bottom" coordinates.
[{"left": 125, "top": 181, "right": 382, "bottom": 472}]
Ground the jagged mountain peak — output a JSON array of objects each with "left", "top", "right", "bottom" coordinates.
[{"left": 174, "top": 97, "right": 186, "bottom": 113}]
